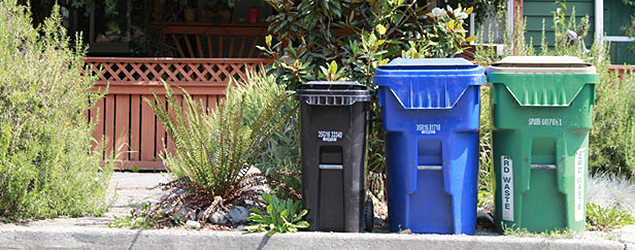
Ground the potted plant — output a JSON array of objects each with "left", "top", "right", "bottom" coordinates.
[
  {"left": 183, "top": 0, "right": 197, "bottom": 22},
  {"left": 247, "top": 0, "right": 263, "bottom": 23}
]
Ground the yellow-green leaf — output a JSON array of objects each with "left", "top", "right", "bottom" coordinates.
[
  {"left": 446, "top": 20, "right": 455, "bottom": 29},
  {"left": 265, "top": 35, "right": 272, "bottom": 48},
  {"left": 466, "top": 36, "right": 477, "bottom": 42},
  {"left": 466, "top": 7, "right": 474, "bottom": 15},
  {"left": 376, "top": 24, "right": 387, "bottom": 36}
]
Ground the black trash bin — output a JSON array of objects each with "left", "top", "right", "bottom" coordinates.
[{"left": 296, "top": 81, "right": 374, "bottom": 232}]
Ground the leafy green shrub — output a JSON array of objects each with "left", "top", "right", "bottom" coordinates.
[
  {"left": 586, "top": 203, "right": 635, "bottom": 231},
  {"left": 590, "top": 72, "right": 635, "bottom": 177},
  {"left": 262, "top": 0, "right": 476, "bottom": 200},
  {"left": 238, "top": 71, "right": 302, "bottom": 198},
  {"left": 0, "top": 2, "right": 112, "bottom": 220},
  {"left": 146, "top": 72, "right": 295, "bottom": 198},
  {"left": 246, "top": 193, "right": 309, "bottom": 236}
]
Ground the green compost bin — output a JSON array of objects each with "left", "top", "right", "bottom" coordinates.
[{"left": 487, "top": 56, "right": 599, "bottom": 232}]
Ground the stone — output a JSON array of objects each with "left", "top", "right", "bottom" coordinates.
[
  {"left": 476, "top": 211, "right": 495, "bottom": 229},
  {"left": 173, "top": 206, "right": 196, "bottom": 222},
  {"left": 210, "top": 211, "right": 228, "bottom": 225},
  {"left": 228, "top": 206, "right": 250, "bottom": 224},
  {"left": 248, "top": 184, "right": 270, "bottom": 194},
  {"left": 245, "top": 166, "right": 262, "bottom": 175},
  {"left": 141, "top": 198, "right": 161, "bottom": 214},
  {"left": 196, "top": 210, "right": 209, "bottom": 222},
  {"left": 185, "top": 220, "right": 202, "bottom": 230}
]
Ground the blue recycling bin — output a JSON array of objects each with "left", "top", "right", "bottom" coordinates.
[{"left": 374, "top": 58, "right": 485, "bottom": 234}]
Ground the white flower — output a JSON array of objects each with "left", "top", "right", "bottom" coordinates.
[
  {"left": 431, "top": 7, "right": 444, "bottom": 17},
  {"left": 456, "top": 12, "right": 468, "bottom": 19}
]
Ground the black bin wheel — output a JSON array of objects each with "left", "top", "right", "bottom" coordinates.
[{"left": 364, "top": 199, "right": 374, "bottom": 232}]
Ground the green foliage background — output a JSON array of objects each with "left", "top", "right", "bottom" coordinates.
[{"left": 0, "top": 1, "right": 112, "bottom": 220}]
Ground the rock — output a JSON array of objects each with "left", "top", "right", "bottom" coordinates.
[
  {"left": 228, "top": 206, "right": 250, "bottom": 224},
  {"left": 185, "top": 220, "right": 202, "bottom": 229},
  {"left": 197, "top": 210, "right": 209, "bottom": 222},
  {"left": 210, "top": 211, "right": 228, "bottom": 225},
  {"left": 248, "top": 184, "right": 270, "bottom": 194},
  {"left": 175, "top": 188, "right": 187, "bottom": 195},
  {"left": 236, "top": 225, "right": 247, "bottom": 231},
  {"left": 174, "top": 206, "right": 195, "bottom": 221},
  {"left": 476, "top": 211, "right": 495, "bottom": 229},
  {"left": 245, "top": 166, "right": 262, "bottom": 175},
  {"left": 141, "top": 198, "right": 161, "bottom": 214}
]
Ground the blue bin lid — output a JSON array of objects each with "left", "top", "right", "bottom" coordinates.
[
  {"left": 374, "top": 58, "right": 484, "bottom": 109},
  {"left": 378, "top": 58, "right": 479, "bottom": 70}
]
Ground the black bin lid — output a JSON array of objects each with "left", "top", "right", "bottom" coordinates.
[{"left": 296, "top": 81, "right": 374, "bottom": 106}]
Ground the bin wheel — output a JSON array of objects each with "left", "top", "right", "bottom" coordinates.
[{"left": 364, "top": 199, "right": 374, "bottom": 232}]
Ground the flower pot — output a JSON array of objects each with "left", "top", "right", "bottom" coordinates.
[
  {"left": 248, "top": 8, "right": 259, "bottom": 23},
  {"left": 184, "top": 8, "right": 197, "bottom": 22},
  {"left": 153, "top": 0, "right": 164, "bottom": 21},
  {"left": 218, "top": 10, "right": 231, "bottom": 23}
]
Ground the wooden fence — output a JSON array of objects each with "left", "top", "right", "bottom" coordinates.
[{"left": 85, "top": 57, "right": 271, "bottom": 170}]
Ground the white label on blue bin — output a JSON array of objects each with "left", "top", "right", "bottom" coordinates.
[
  {"left": 575, "top": 148, "right": 586, "bottom": 222},
  {"left": 318, "top": 131, "right": 343, "bottom": 142},
  {"left": 501, "top": 155, "right": 514, "bottom": 221},
  {"left": 416, "top": 123, "right": 441, "bottom": 135},
  {"left": 528, "top": 118, "right": 562, "bottom": 126}
]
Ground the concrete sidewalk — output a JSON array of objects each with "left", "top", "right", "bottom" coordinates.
[{"left": 1, "top": 172, "right": 633, "bottom": 250}]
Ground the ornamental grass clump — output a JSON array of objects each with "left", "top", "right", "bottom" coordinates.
[{"left": 0, "top": 2, "right": 113, "bottom": 220}]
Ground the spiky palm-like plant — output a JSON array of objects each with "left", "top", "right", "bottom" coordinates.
[{"left": 145, "top": 76, "right": 294, "bottom": 198}]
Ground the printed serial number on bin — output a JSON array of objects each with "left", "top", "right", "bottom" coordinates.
[
  {"left": 528, "top": 118, "right": 562, "bottom": 126},
  {"left": 318, "top": 131, "right": 343, "bottom": 142},
  {"left": 416, "top": 123, "right": 441, "bottom": 135}
]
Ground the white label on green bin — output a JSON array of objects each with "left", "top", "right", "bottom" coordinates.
[
  {"left": 501, "top": 155, "right": 514, "bottom": 221},
  {"left": 528, "top": 118, "right": 562, "bottom": 126},
  {"left": 416, "top": 123, "right": 441, "bottom": 135},
  {"left": 575, "top": 148, "right": 586, "bottom": 222},
  {"left": 318, "top": 131, "right": 343, "bottom": 142}
]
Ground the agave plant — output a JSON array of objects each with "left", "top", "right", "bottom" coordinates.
[{"left": 145, "top": 74, "right": 295, "bottom": 198}]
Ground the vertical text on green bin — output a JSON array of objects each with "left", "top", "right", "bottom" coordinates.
[
  {"left": 501, "top": 155, "right": 514, "bottom": 221},
  {"left": 574, "top": 148, "right": 585, "bottom": 222}
]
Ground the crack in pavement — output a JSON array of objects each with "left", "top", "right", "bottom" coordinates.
[{"left": 128, "top": 229, "right": 143, "bottom": 250}]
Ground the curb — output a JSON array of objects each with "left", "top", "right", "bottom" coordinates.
[{"left": 0, "top": 225, "right": 627, "bottom": 250}]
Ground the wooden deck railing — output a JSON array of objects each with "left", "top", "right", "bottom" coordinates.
[
  {"left": 159, "top": 23, "right": 269, "bottom": 58},
  {"left": 85, "top": 57, "right": 272, "bottom": 170}
]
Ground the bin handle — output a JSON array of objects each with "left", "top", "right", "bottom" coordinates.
[
  {"left": 319, "top": 164, "right": 343, "bottom": 170},
  {"left": 417, "top": 165, "right": 443, "bottom": 171},
  {"left": 530, "top": 164, "right": 556, "bottom": 169}
]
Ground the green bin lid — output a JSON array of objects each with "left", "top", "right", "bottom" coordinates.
[{"left": 488, "top": 56, "right": 596, "bottom": 73}]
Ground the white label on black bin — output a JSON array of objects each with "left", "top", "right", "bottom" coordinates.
[
  {"left": 501, "top": 155, "right": 514, "bottom": 221},
  {"left": 416, "top": 123, "right": 441, "bottom": 135},
  {"left": 318, "top": 131, "right": 343, "bottom": 142},
  {"left": 575, "top": 147, "right": 586, "bottom": 222}
]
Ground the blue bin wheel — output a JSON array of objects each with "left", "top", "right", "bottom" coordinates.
[{"left": 364, "top": 199, "right": 374, "bottom": 232}]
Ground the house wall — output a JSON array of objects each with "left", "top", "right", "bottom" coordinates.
[
  {"left": 523, "top": 0, "right": 595, "bottom": 51},
  {"left": 604, "top": 0, "right": 635, "bottom": 64}
]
